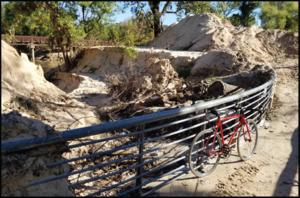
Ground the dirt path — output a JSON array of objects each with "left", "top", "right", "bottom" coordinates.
[{"left": 156, "top": 69, "right": 298, "bottom": 196}]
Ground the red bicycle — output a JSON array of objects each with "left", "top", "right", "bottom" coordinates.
[{"left": 189, "top": 106, "right": 261, "bottom": 177}]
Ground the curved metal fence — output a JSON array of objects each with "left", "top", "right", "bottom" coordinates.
[{"left": 1, "top": 72, "right": 276, "bottom": 197}]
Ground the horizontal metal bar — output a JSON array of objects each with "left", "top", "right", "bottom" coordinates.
[
  {"left": 145, "top": 133, "right": 195, "bottom": 155},
  {"left": 88, "top": 153, "right": 187, "bottom": 196},
  {"left": 238, "top": 89, "right": 265, "bottom": 104},
  {"left": 27, "top": 153, "right": 140, "bottom": 187},
  {"left": 68, "top": 112, "right": 206, "bottom": 149},
  {"left": 142, "top": 170, "right": 187, "bottom": 197},
  {"left": 33, "top": 143, "right": 186, "bottom": 190},
  {"left": 244, "top": 95, "right": 270, "bottom": 116},
  {"left": 73, "top": 149, "right": 188, "bottom": 195},
  {"left": 117, "top": 165, "right": 188, "bottom": 197},
  {"left": 1, "top": 79, "right": 274, "bottom": 153},
  {"left": 48, "top": 115, "right": 212, "bottom": 168},
  {"left": 242, "top": 89, "right": 272, "bottom": 109},
  {"left": 141, "top": 165, "right": 188, "bottom": 196},
  {"left": 69, "top": 157, "right": 148, "bottom": 189}
]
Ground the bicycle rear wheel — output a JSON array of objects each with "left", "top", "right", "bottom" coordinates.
[
  {"left": 237, "top": 119, "right": 258, "bottom": 161},
  {"left": 189, "top": 129, "right": 222, "bottom": 177}
]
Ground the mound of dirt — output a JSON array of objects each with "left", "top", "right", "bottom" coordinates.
[
  {"left": 1, "top": 40, "right": 65, "bottom": 110},
  {"left": 150, "top": 13, "right": 298, "bottom": 75},
  {"left": 191, "top": 50, "right": 243, "bottom": 76},
  {"left": 1, "top": 40, "right": 101, "bottom": 131},
  {"left": 150, "top": 14, "right": 235, "bottom": 51}
]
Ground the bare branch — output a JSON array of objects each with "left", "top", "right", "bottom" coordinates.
[
  {"left": 161, "top": 1, "right": 172, "bottom": 14},
  {"left": 165, "top": 11, "right": 176, "bottom": 14}
]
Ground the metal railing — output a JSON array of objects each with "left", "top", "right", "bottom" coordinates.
[
  {"left": 1, "top": 72, "right": 275, "bottom": 196},
  {"left": 2, "top": 34, "right": 115, "bottom": 47}
]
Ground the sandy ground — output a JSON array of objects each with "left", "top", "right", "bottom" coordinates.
[{"left": 155, "top": 68, "right": 298, "bottom": 196}]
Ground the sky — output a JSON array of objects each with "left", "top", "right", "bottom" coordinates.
[
  {"left": 112, "top": 2, "right": 262, "bottom": 26},
  {"left": 112, "top": 2, "right": 178, "bottom": 26}
]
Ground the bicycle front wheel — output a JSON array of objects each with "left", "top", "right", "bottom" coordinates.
[
  {"left": 189, "top": 129, "right": 222, "bottom": 177},
  {"left": 237, "top": 119, "right": 258, "bottom": 161}
]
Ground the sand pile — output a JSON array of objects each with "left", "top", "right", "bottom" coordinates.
[
  {"left": 1, "top": 40, "right": 65, "bottom": 110},
  {"left": 150, "top": 13, "right": 298, "bottom": 76},
  {"left": 1, "top": 40, "right": 100, "bottom": 131}
]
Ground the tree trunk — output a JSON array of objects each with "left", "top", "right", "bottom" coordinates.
[
  {"left": 149, "top": 1, "right": 163, "bottom": 37},
  {"left": 153, "top": 14, "right": 162, "bottom": 37},
  {"left": 61, "top": 45, "right": 71, "bottom": 71},
  {"left": 207, "top": 80, "right": 243, "bottom": 97},
  {"left": 46, "top": 2, "right": 71, "bottom": 70}
]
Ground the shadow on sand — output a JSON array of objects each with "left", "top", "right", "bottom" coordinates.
[{"left": 273, "top": 127, "right": 298, "bottom": 196}]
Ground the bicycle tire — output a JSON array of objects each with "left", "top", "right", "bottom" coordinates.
[
  {"left": 189, "top": 129, "right": 222, "bottom": 177},
  {"left": 237, "top": 119, "right": 258, "bottom": 161}
]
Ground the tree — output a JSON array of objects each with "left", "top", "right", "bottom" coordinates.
[
  {"left": 260, "top": 1, "right": 298, "bottom": 32},
  {"left": 175, "top": 1, "right": 240, "bottom": 22},
  {"left": 176, "top": 1, "right": 214, "bottom": 20},
  {"left": 76, "top": 1, "right": 116, "bottom": 38},
  {"left": 1, "top": 2, "right": 52, "bottom": 36},
  {"left": 229, "top": 1, "right": 260, "bottom": 27},
  {"left": 1, "top": 2, "right": 84, "bottom": 69},
  {"left": 1, "top": 1, "right": 116, "bottom": 68},
  {"left": 45, "top": 2, "right": 85, "bottom": 69},
  {"left": 125, "top": 1, "right": 176, "bottom": 37}
]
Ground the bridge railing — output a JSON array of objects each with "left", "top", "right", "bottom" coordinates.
[
  {"left": 2, "top": 34, "right": 115, "bottom": 47},
  {"left": 1, "top": 72, "right": 275, "bottom": 196}
]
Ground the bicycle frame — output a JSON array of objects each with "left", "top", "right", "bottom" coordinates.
[{"left": 208, "top": 113, "right": 252, "bottom": 156}]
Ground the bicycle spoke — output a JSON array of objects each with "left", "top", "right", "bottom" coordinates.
[
  {"left": 189, "top": 129, "right": 221, "bottom": 177},
  {"left": 237, "top": 120, "right": 258, "bottom": 161}
]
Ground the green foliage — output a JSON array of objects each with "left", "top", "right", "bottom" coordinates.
[
  {"left": 261, "top": 2, "right": 298, "bottom": 32},
  {"left": 1, "top": 34, "right": 15, "bottom": 43},
  {"left": 1, "top": 1, "right": 116, "bottom": 67},
  {"left": 123, "top": 46, "right": 137, "bottom": 60},
  {"left": 125, "top": 1, "right": 175, "bottom": 37},
  {"left": 176, "top": 1, "right": 214, "bottom": 20},
  {"left": 1, "top": 1, "right": 116, "bottom": 39},
  {"left": 2, "top": 2, "right": 63, "bottom": 36},
  {"left": 228, "top": 1, "right": 260, "bottom": 27},
  {"left": 77, "top": 1, "right": 116, "bottom": 38},
  {"left": 96, "top": 18, "right": 153, "bottom": 47}
]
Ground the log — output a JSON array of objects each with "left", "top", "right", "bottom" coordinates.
[{"left": 207, "top": 80, "right": 243, "bottom": 97}]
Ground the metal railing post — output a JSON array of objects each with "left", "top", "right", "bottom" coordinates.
[{"left": 136, "top": 125, "right": 145, "bottom": 196}]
